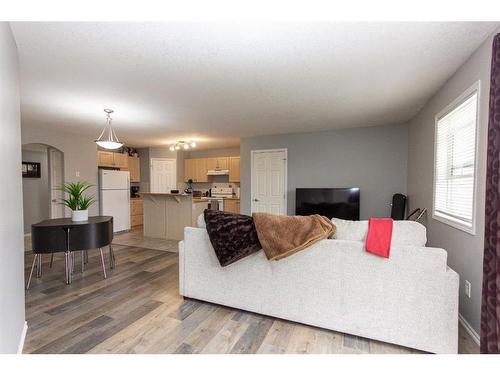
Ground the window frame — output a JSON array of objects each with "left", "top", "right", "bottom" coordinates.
[{"left": 432, "top": 81, "right": 481, "bottom": 235}]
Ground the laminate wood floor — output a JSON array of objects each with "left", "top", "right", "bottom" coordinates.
[{"left": 24, "top": 245, "right": 479, "bottom": 354}]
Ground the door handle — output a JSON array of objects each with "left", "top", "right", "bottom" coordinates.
[{"left": 253, "top": 198, "right": 259, "bottom": 202}]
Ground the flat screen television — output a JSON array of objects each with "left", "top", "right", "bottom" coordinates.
[{"left": 295, "top": 188, "right": 360, "bottom": 220}]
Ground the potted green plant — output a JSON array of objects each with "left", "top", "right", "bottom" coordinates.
[{"left": 59, "top": 181, "right": 95, "bottom": 221}]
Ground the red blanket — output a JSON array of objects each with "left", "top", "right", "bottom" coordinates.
[{"left": 365, "top": 218, "right": 393, "bottom": 258}]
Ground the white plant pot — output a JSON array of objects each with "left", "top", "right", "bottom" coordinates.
[{"left": 72, "top": 209, "right": 88, "bottom": 222}]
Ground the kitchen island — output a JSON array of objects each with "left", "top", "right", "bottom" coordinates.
[{"left": 142, "top": 193, "right": 208, "bottom": 240}]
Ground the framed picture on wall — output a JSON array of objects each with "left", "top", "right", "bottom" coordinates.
[{"left": 22, "top": 161, "right": 41, "bottom": 178}]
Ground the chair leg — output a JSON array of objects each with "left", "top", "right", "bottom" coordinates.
[
  {"left": 36, "top": 254, "right": 42, "bottom": 278},
  {"left": 49, "top": 253, "right": 54, "bottom": 268},
  {"left": 99, "top": 248, "right": 107, "bottom": 279},
  {"left": 26, "top": 254, "right": 38, "bottom": 290},
  {"left": 109, "top": 244, "right": 115, "bottom": 269},
  {"left": 81, "top": 250, "right": 85, "bottom": 273},
  {"left": 64, "top": 251, "right": 71, "bottom": 285},
  {"left": 84, "top": 250, "right": 88, "bottom": 264}
]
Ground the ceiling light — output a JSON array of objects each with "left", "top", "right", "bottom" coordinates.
[
  {"left": 95, "top": 109, "right": 123, "bottom": 150},
  {"left": 169, "top": 140, "right": 197, "bottom": 152}
]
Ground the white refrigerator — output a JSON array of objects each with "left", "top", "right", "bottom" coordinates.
[{"left": 99, "top": 169, "right": 130, "bottom": 232}]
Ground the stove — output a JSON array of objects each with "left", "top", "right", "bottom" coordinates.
[
  {"left": 210, "top": 187, "right": 234, "bottom": 199},
  {"left": 208, "top": 187, "right": 233, "bottom": 211}
]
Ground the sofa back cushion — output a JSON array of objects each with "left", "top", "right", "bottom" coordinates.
[{"left": 331, "top": 217, "right": 427, "bottom": 247}]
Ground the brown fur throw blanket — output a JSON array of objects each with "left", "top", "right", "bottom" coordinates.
[
  {"left": 252, "top": 212, "right": 336, "bottom": 260},
  {"left": 204, "top": 210, "right": 262, "bottom": 267},
  {"left": 204, "top": 209, "right": 336, "bottom": 266}
]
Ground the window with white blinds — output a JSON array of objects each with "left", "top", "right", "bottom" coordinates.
[{"left": 433, "top": 87, "right": 479, "bottom": 233}]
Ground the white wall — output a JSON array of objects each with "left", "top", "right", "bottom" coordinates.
[
  {"left": 240, "top": 123, "right": 408, "bottom": 218},
  {"left": 0, "top": 22, "right": 26, "bottom": 353},
  {"left": 407, "top": 28, "right": 500, "bottom": 334},
  {"left": 22, "top": 149, "right": 49, "bottom": 234}
]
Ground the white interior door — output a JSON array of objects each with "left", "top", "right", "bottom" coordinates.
[
  {"left": 251, "top": 149, "right": 287, "bottom": 215},
  {"left": 150, "top": 158, "right": 177, "bottom": 193},
  {"left": 48, "top": 148, "right": 64, "bottom": 218}
]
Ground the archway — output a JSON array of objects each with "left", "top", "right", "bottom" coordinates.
[{"left": 22, "top": 143, "right": 65, "bottom": 235}]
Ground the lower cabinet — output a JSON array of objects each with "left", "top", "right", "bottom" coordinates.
[
  {"left": 130, "top": 198, "right": 143, "bottom": 227},
  {"left": 224, "top": 199, "right": 240, "bottom": 214}
]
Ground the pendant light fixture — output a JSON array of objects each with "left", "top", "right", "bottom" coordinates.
[{"left": 95, "top": 109, "right": 123, "bottom": 150}]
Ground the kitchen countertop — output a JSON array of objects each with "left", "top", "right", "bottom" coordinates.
[
  {"left": 141, "top": 192, "right": 192, "bottom": 197},
  {"left": 192, "top": 197, "right": 240, "bottom": 202}
]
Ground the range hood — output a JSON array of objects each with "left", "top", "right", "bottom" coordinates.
[{"left": 207, "top": 169, "right": 229, "bottom": 176}]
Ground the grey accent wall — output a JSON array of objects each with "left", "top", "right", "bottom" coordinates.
[
  {"left": 22, "top": 149, "right": 49, "bottom": 234},
  {"left": 21, "top": 125, "right": 99, "bottom": 216},
  {"left": 240, "top": 123, "right": 408, "bottom": 218},
  {"left": 407, "top": 28, "right": 500, "bottom": 334},
  {"left": 137, "top": 147, "right": 150, "bottom": 192},
  {"left": 0, "top": 22, "right": 26, "bottom": 353}
]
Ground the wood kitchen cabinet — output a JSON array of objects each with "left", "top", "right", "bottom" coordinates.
[
  {"left": 184, "top": 158, "right": 208, "bottom": 182},
  {"left": 130, "top": 198, "right": 143, "bottom": 227},
  {"left": 229, "top": 156, "right": 240, "bottom": 182},
  {"left": 97, "top": 150, "right": 129, "bottom": 169},
  {"left": 206, "top": 157, "right": 228, "bottom": 170},
  {"left": 128, "top": 156, "right": 141, "bottom": 182},
  {"left": 224, "top": 199, "right": 240, "bottom": 214}
]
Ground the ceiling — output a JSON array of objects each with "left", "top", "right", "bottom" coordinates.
[{"left": 11, "top": 22, "right": 499, "bottom": 150}]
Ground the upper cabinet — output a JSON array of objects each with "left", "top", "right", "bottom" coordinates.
[
  {"left": 113, "top": 153, "right": 129, "bottom": 169},
  {"left": 206, "top": 157, "right": 229, "bottom": 171},
  {"left": 128, "top": 156, "right": 141, "bottom": 182},
  {"left": 97, "top": 151, "right": 139, "bottom": 175},
  {"left": 184, "top": 158, "right": 208, "bottom": 183},
  {"left": 184, "top": 155, "right": 240, "bottom": 183},
  {"left": 229, "top": 156, "right": 240, "bottom": 182},
  {"left": 97, "top": 151, "right": 115, "bottom": 166}
]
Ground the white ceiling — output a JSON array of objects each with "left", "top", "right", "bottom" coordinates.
[{"left": 11, "top": 22, "right": 499, "bottom": 149}]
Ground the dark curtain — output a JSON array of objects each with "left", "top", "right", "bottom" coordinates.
[{"left": 481, "top": 33, "right": 500, "bottom": 354}]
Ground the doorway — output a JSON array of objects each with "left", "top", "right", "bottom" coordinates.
[
  {"left": 22, "top": 143, "right": 64, "bottom": 235},
  {"left": 150, "top": 158, "right": 177, "bottom": 193},
  {"left": 251, "top": 149, "right": 287, "bottom": 215}
]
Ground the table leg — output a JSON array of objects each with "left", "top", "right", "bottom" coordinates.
[
  {"left": 64, "top": 251, "right": 70, "bottom": 284},
  {"left": 109, "top": 244, "right": 115, "bottom": 269},
  {"left": 99, "top": 248, "right": 107, "bottom": 279},
  {"left": 26, "top": 254, "right": 38, "bottom": 290},
  {"left": 49, "top": 253, "right": 54, "bottom": 268},
  {"left": 36, "top": 254, "right": 42, "bottom": 278}
]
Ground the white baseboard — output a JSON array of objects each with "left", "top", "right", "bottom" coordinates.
[
  {"left": 17, "top": 321, "right": 28, "bottom": 354},
  {"left": 24, "top": 233, "right": 31, "bottom": 238},
  {"left": 458, "top": 313, "right": 480, "bottom": 346}
]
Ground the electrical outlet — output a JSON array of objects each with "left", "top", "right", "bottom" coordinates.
[{"left": 465, "top": 280, "right": 471, "bottom": 298}]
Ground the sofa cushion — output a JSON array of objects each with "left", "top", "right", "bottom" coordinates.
[
  {"left": 197, "top": 213, "right": 206, "bottom": 228},
  {"left": 330, "top": 217, "right": 368, "bottom": 241},
  {"left": 331, "top": 217, "right": 427, "bottom": 247}
]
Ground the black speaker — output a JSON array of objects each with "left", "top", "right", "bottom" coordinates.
[{"left": 390, "top": 193, "right": 407, "bottom": 220}]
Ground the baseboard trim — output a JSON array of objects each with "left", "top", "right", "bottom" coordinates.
[
  {"left": 17, "top": 321, "right": 28, "bottom": 354},
  {"left": 24, "top": 233, "right": 31, "bottom": 238},
  {"left": 459, "top": 313, "right": 480, "bottom": 346}
]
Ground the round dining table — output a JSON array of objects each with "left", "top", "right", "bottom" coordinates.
[{"left": 28, "top": 216, "right": 114, "bottom": 288}]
